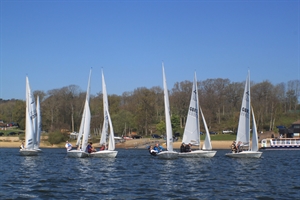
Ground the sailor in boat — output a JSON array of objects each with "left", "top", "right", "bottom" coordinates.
[
  {"left": 148, "top": 145, "right": 158, "bottom": 156},
  {"left": 180, "top": 142, "right": 186, "bottom": 153},
  {"left": 230, "top": 141, "right": 237, "bottom": 153},
  {"left": 87, "top": 142, "right": 96, "bottom": 153},
  {"left": 65, "top": 141, "right": 72, "bottom": 151},
  {"left": 99, "top": 144, "right": 106, "bottom": 151},
  {"left": 236, "top": 141, "right": 243, "bottom": 153},
  {"left": 20, "top": 141, "right": 24, "bottom": 150},
  {"left": 185, "top": 143, "right": 192, "bottom": 152},
  {"left": 153, "top": 143, "right": 163, "bottom": 153}
]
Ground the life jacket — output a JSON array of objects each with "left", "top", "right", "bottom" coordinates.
[{"left": 87, "top": 145, "right": 92, "bottom": 153}]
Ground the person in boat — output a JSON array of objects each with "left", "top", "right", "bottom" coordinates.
[
  {"left": 87, "top": 142, "right": 96, "bottom": 153},
  {"left": 236, "top": 141, "right": 243, "bottom": 153},
  {"left": 180, "top": 142, "right": 186, "bottom": 153},
  {"left": 99, "top": 144, "right": 106, "bottom": 151},
  {"left": 65, "top": 141, "right": 72, "bottom": 151},
  {"left": 86, "top": 143, "right": 92, "bottom": 153},
  {"left": 148, "top": 145, "right": 158, "bottom": 156},
  {"left": 231, "top": 141, "right": 237, "bottom": 153},
  {"left": 20, "top": 141, "right": 24, "bottom": 150},
  {"left": 153, "top": 143, "right": 163, "bottom": 153},
  {"left": 185, "top": 143, "right": 192, "bottom": 152}
]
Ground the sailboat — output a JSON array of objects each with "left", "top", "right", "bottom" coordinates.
[
  {"left": 156, "top": 63, "right": 178, "bottom": 159},
  {"left": 179, "top": 72, "right": 216, "bottom": 158},
  {"left": 67, "top": 69, "right": 92, "bottom": 158},
  {"left": 20, "top": 76, "right": 39, "bottom": 156},
  {"left": 90, "top": 70, "right": 118, "bottom": 158},
  {"left": 34, "top": 96, "right": 42, "bottom": 152},
  {"left": 225, "top": 70, "right": 262, "bottom": 158}
]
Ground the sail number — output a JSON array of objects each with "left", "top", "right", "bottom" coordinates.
[
  {"left": 189, "top": 107, "right": 198, "bottom": 117},
  {"left": 189, "top": 107, "right": 197, "bottom": 112},
  {"left": 241, "top": 107, "right": 249, "bottom": 114}
]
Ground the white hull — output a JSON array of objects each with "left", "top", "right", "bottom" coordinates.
[
  {"left": 179, "top": 150, "right": 216, "bottom": 158},
  {"left": 157, "top": 151, "right": 178, "bottom": 159},
  {"left": 19, "top": 149, "right": 39, "bottom": 156},
  {"left": 67, "top": 150, "right": 89, "bottom": 158},
  {"left": 90, "top": 150, "right": 118, "bottom": 158},
  {"left": 225, "top": 151, "right": 262, "bottom": 158},
  {"left": 34, "top": 148, "right": 42, "bottom": 152}
]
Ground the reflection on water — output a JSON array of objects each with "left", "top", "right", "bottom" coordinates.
[
  {"left": 21, "top": 156, "right": 38, "bottom": 169},
  {"left": 0, "top": 148, "right": 300, "bottom": 199}
]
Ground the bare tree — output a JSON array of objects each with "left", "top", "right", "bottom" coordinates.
[{"left": 171, "top": 80, "right": 192, "bottom": 128}]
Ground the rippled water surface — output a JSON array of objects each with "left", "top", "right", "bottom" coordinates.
[{"left": 0, "top": 148, "right": 300, "bottom": 199}]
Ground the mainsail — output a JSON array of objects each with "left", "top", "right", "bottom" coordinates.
[
  {"left": 182, "top": 72, "right": 200, "bottom": 146},
  {"left": 236, "top": 71, "right": 251, "bottom": 148},
  {"left": 162, "top": 63, "right": 173, "bottom": 151},
  {"left": 25, "top": 76, "right": 37, "bottom": 149}
]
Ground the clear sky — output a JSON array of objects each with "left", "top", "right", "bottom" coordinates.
[{"left": 0, "top": 0, "right": 299, "bottom": 100}]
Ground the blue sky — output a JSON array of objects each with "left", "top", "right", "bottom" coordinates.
[{"left": 0, "top": 0, "right": 299, "bottom": 100}]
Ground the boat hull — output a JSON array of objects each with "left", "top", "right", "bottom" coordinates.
[
  {"left": 225, "top": 151, "right": 262, "bottom": 158},
  {"left": 67, "top": 150, "right": 89, "bottom": 158},
  {"left": 90, "top": 150, "right": 118, "bottom": 158},
  {"left": 261, "top": 146, "right": 300, "bottom": 150},
  {"left": 19, "top": 149, "right": 39, "bottom": 156},
  {"left": 157, "top": 151, "right": 178, "bottom": 159},
  {"left": 179, "top": 150, "right": 217, "bottom": 158},
  {"left": 34, "top": 148, "right": 42, "bottom": 152}
]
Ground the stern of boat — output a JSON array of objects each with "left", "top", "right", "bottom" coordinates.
[
  {"left": 157, "top": 151, "right": 178, "bottom": 159},
  {"left": 19, "top": 149, "right": 39, "bottom": 156},
  {"left": 179, "top": 150, "right": 216, "bottom": 158},
  {"left": 67, "top": 150, "right": 89, "bottom": 158},
  {"left": 89, "top": 150, "right": 118, "bottom": 158},
  {"left": 226, "top": 151, "right": 262, "bottom": 158}
]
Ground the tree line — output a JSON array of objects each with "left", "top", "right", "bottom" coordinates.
[{"left": 0, "top": 78, "right": 299, "bottom": 137}]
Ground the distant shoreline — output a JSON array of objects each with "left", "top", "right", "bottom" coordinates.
[{"left": 0, "top": 139, "right": 233, "bottom": 150}]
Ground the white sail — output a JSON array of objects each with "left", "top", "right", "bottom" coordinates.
[
  {"left": 100, "top": 70, "right": 108, "bottom": 146},
  {"left": 201, "top": 106, "right": 212, "bottom": 150},
  {"left": 225, "top": 70, "right": 262, "bottom": 158},
  {"left": 182, "top": 72, "right": 200, "bottom": 146},
  {"left": 76, "top": 108, "right": 85, "bottom": 146},
  {"left": 76, "top": 69, "right": 92, "bottom": 148},
  {"left": 35, "top": 95, "right": 42, "bottom": 149},
  {"left": 162, "top": 64, "right": 173, "bottom": 151},
  {"left": 178, "top": 72, "right": 216, "bottom": 158},
  {"left": 107, "top": 109, "right": 115, "bottom": 151},
  {"left": 236, "top": 71, "right": 250, "bottom": 148},
  {"left": 251, "top": 107, "right": 259, "bottom": 151},
  {"left": 20, "top": 76, "right": 39, "bottom": 156},
  {"left": 25, "top": 76, "right": 37, "bottom": 149},
  {"left": 81, "top": 100, "right": 91, "bottom": 152},
  {"left": 90, "top": 70, "right": 118, "bottom": 158},
  {"left": 67, "top": 69, "right": 92, "bottom": 158},
  {"left": 100, "top": 70, "right": 115, "bottom": 151},
  {"left": 99, "top": 115, "right": 108, "bottom": 145}
]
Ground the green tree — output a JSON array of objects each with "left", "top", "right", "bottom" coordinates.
[
  {"left": 48, "top": 131, "right": 69, "bottom": 144},
  {"left": 171, "top": 114, "right": 181, "bottom": 133},
  {"left": 156, "top": 121, "right": 165, "bottom": 135}
]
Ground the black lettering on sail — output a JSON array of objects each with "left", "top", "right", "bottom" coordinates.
[
  {"left": 245, "top": 91, "right": 250, "bottom": 102},
  {"left": 192, "top": 90, "right": 197, "bottom": 101},
  {"left": 28, "top": 139, "right": 33, "bottom": 145},
  {"left": 189, "top": 107, "right": 198, "bottom": 117},
  {"left": 30, "top": 112, "right": 37, "bottom": 120},
  {"left": 242, "top": 107, "right": 249, "bottom": 114},
  {"left": 241, "top": 107, "right": 250, "bottom": 118}
]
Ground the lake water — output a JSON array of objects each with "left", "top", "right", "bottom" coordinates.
[{"left": 0, "top": 148, "right": 299, "bottom": 199}]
